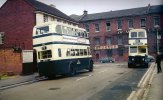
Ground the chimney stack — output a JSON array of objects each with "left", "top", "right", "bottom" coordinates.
[{"left": 83, "top": 10, "right": 88, "bottom": 15}]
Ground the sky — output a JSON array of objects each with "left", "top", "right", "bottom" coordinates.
[{"left": 0, "top": 0, "right": 163, "bottom": 15}]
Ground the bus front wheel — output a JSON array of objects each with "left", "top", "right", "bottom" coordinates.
[{"left": 89, "top": 61, "right": 94, "bottom": 72}]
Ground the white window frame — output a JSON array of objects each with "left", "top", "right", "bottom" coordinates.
[
  {"left": 117, "top": 20, "right": 122, "bottom": 30},
  {"left": 43, "top": 14, "right": 48, "bottom": 22},
  {"left": 106, "top": 21, "right": 111, "bottom": 31},
  {"left": 153, "top": 16, "right": 160, "bottom": 26},
  {"left": 128, "top": 19, "right": 133, "bottom": 29},
  {"left": 94, "top": 23, "right": 100, "bottom": 32},
  {"left": 140, "top": 17, "right": 146, "bottom": 28}
]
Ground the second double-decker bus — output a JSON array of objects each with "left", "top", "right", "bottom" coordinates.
[
  {"left": 33, "top": 22, "right": 93, "bottom": 78},
  {"left": 128, "top": 29, "right": 148, "bottom": 68}
]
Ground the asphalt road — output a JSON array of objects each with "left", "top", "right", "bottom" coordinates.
[{"left": 0, "top": 63, "right": 147, "bottom": 100}]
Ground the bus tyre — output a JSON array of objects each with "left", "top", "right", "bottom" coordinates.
[
  {"left": 89, "top": 61, "right": 93, "bottom": 72},
  {"left": 128, "top": 64, "right": 132, "bottom": 68},
  {"left": 69, "top": 64, "right": 76, "bottom": 76},
  {"left": 47, "top": 75, "right": 56, "bottom": 79}
]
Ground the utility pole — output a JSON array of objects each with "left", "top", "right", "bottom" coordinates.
[{"left": 154, "top": 25, "right": 160, "bottom": 54}]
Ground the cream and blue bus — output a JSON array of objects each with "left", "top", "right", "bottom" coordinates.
[
  {"left": 33, "top": 22, "right": 93, "bottom": 78},
  {"left": 128, "top": 29, "right": 148, "bottom": 68}
]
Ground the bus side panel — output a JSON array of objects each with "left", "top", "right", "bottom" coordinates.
[
  {"left": 38, "top": 57, "right": 92, "bottom": 77},
  {"left": 74, "top": 58, "right": 89, "bottom": 70},
  {"left": 38, "top": 61, "right": 56, "bottom": 77}
]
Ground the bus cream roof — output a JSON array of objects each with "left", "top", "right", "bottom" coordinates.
[{"left": 34, "top": 21, "right": 85, "bottom": 31}]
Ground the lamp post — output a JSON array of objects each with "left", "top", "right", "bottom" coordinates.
[{"left": 154, "top": 25, "right": 160, "bottom": 54}]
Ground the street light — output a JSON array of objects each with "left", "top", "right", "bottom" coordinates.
[{"left": 154, "top": 25, "right": 160, "bottom": 54}]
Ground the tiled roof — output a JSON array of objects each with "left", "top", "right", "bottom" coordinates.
[
  {"left": 70, "top": 5, "right": 163, "bottom": 22},
  {"left": 69, "top": 14, "right": 83, "bottom": 22},
  {"left": 148, "top": 5, "right": 163, "bottom": 14},
  {"left": 26, "top": 0, "right": 77, "bottom": 23}
]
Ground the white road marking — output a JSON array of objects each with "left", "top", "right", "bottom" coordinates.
[
  {"left": 76, "top": 74, "right": 93, "bottom": 81},
  {"left": 76, "top": 69, "right": 108, "bottom": 81},
  {"left": 76, "top": 76, "right": 88, "bottom": 81},
  {"left": 98, "top": 70, "right": 108, "bottom": 74}
]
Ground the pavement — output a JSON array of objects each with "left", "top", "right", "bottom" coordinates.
[
  {"left": 0, "top": 73, "right": 39, "bottom": 89},
  {"left": 145, "top": 61, "right": 163, "bottom": 100}
]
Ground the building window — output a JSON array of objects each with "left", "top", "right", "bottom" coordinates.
[
  {"left": 95, "top": 38, "right": 100, "bottom": 45},
  {"left": 51, "top": 17, "right": 55, "bottom": 21},
  {"left": 94, "top": 23, "right": 100, "bottom": 32},
  {"left": 107, "top": 50, "right": 112, "bottom": 57},
  {"left": 0, "top": 32, "right": 4, "bottom": 44},
  {"left": 106, "top": 37, "right": 112, "bottom": 45},
  {"left": 106, "top": 21, "right": 111, "bottom": 31},
  {"left": 84, "top": 24, "right": 89, "bottom": 32},
  {"left": 118, "top": 36, "right": 123, "bottom": 45},
  {"left": 43, "top": 14, "right": 48, "bottom": 22},
  {"left": 117, "top": 20, "right": 122, "bottom": 30},
  {"left": 128, "top": 19, "right": 133, "bottom": 28},
  {"left": 154, "top": 16, "right": 160, "bottom": 26},
  {"left": 57, "top": 19, "right": 61, "bottom": 22},
  {"left": 140, "top": 18, "right": 146, "bottom": 27},
  {"left": 118, "top": 48, "right": 123, "bottom": 56}
]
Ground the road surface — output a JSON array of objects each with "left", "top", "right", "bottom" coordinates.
[{"left": 0, "top": 63, "right": 147, "bottom": 100}]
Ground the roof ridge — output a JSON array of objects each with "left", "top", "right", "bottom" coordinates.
[
  {"left": 77, "top": 4, "right": 163, "bottom": 22},
  {"left": 87, "top": 6, "right": 148, "bottom": 16}
]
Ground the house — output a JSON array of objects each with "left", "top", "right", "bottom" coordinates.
[
  {"left": 70, "top": 4, "right": 163, "bottom": 62},
  {"left": 0, "top": 0, "right": 78, "bottom": 75}
]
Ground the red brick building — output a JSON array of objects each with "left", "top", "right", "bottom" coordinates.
[
  {"left": 71, "top": 5, "right": 163, "bottom": 62},
  {"left": 0, "top": 0, "right": 77, "bottom": 75}
]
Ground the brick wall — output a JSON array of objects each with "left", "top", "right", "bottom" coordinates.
[
  {"left": 80, "top": 14, "right": 163, "bottom": 62},
  {"left": 0, "top": 0, "right": 35, "bottom": 50},
  {"left": 0, "top": 0, "right": 36, "bottom": 75},
  {"left": 0, "top": 48, "right": 22, "bottom": 75}
]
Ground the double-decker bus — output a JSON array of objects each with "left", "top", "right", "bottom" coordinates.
[
  {"left": 33, "top": 22, "right": 93, "bottom": 78},
  {"left": 128, "top": 29, "right": 148, "bottom": 68}
]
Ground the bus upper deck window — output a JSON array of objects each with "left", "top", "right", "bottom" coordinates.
[
  {"left": 138, "top": 32, "right": 145, "bottom": 38},
  {"left": 78, "top": 32, "right": 80, "bottom": 37},
  {"left": 56, "top": 25, "right": 62, "bottom": 34},
  {"left": 62, "top": 26, "right": 67, "bottom": 34},
  {"left": 36, "top": 26, "right": 49, "bottom": 35},
  {"left": 84, "top": 31, "right": 88, "bottom": 38},
  {"left": 131, "top": 32, "right": 137, "bottom": 38}
]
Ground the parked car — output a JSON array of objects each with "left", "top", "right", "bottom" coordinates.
[
  {"left": 147, "top": 55, "right": 155, "bottom": 62},
  {"left": 99, "top": 57, "right": 115, "bottom": 63}
]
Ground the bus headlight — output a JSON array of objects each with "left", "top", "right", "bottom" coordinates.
[{"left": 142, "top": 58, "right": 144, "bottom": 61}]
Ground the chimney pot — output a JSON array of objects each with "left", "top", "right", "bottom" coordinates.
[{"left": 83, "top": 10, "right": 88, "bottom": 15}]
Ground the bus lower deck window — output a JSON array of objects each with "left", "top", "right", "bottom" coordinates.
[{"left": 38, "top": 50, "right": 52, "bottom": 59}]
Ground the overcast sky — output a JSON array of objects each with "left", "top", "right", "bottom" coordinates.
[{"left": 0, "top": 0, "right": 163, "bottom": 15}]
